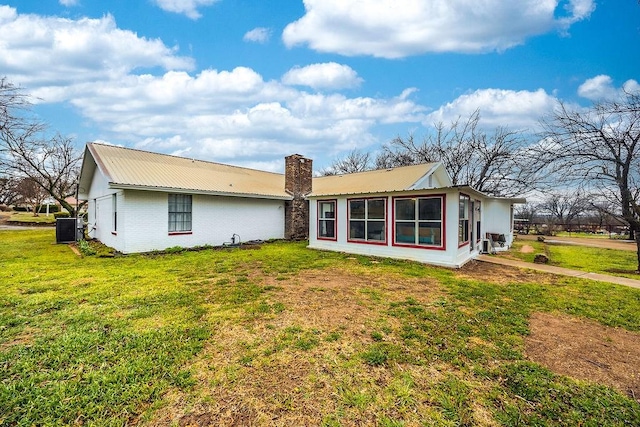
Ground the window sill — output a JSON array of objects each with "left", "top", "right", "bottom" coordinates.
[
  {"left": 392, "top": 242, "right": 446, "bottom": 251},
  {"left": 169, "top": 231, "right": 193, "bottom": 236},
  {"left": 347, "top": 239, "right": 388, "bottom": 246}
]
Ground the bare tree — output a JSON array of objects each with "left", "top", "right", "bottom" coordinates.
[
  {"left": 320, "top": 149, "right": 372, "bottom": 176},
  {"left": 514, "top": 202, "right": 539, "bottom": 234},
  {"left": 540, "top": 91, "right": 640, "bottom": 271},
  {"left": 0, "top": 175, "right": 20, "bottom": 206},
  {"left": 0, "top": 78, "right": 83, "bottom": 216},
  {"left": 538, "top": 191, "right": 590, "bottom": 232},
  {"left": 15, "top": 177, "right": 48, "bottom": 216},
  {"left": 377, "top": 110, "right": 543, "bottom": 197}
]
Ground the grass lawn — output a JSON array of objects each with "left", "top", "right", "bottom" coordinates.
[
  {"left": 554, "top": 231, "right": 630, "bottom": 240},
  {"left": 510, "top": 240, "right": 640, "bottom": 279},
  {"left": 3, "top": 211, "right": 57, "bottom": 224},
  {"left": 1, "top": 229, "right": 639, "bottom": 426}
]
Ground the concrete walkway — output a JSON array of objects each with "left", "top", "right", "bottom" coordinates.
[{"left": 477, "top": 254, "right": 640, "bottom": 290}]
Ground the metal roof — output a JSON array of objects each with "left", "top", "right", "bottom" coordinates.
[
  {"left": 310, "top": 163, "right": 438, "bottom": 197},
  {"left": 86, "top": 143, "right": 290, "bottom": 200}
]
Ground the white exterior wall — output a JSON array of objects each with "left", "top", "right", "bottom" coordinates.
[
  {"left": 115, "top": 191, "right": 285, "bottom": 253},
  {"left": 84, "top": 168, "right": 285, "bottom": 254},
  {"left": 482, "top": 199, "right": 515, "bottom": 249},
  {"left": 85, "top": 169, "right": 122, "bottom": 250},
  {"left": 309, "top": 189, "right": 479, "bottom": 268}
]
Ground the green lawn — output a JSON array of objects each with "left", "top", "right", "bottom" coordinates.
[
  {"left": 3, "top": 211, "right": 57, "bottom": 224},
  {"left": 1, "top": 229, "right": 639, "bottom": 426},
  {"left": 510, "top": 240, "right": 640, "bottom": 279}
]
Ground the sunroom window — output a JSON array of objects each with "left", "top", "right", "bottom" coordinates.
[
  {"left": 459, "top": 194, "right": 470, "bottom": 245},
  {"left": 318, "top": 200, "right": 336, "bottom": 239},
  {"left": 394, "top": 196, "right": 443, "bottom": 247},
  {"left": 348, "top": 198, "right": 386, "bottom": 243}
]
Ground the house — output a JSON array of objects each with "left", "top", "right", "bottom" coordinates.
[
  {"left": 308, "top": 163, "right": 524, "bottom": 268},
  {"left": 78, "top": 143, "right": 524, "bottom": 267},
  {"left": 78, "top": 143, "right": 310, "bottom": 254}
]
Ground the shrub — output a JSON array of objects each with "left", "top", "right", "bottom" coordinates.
[
  {"left": 77, "top": 239, "right": 97, "bottom": 256},
  {"left": 13, "top": 206, "right": 29, "bottom": 212},
  {"left": 0, "top": 204, "right": 8, "bottom": 212},
  {"left": 54, "top": 212, "right": 71, "bottom": 219}
]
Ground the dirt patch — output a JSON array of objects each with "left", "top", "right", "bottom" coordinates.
[
  {"left": 520, "top": 245, "right": 535, "bottom": 254},
  {"left": 456, "top": 260, "right": 556, "bottom": 285},
  {"left": 150, "top": 269, "right": 443, "bottom": 426},
  {"left": 526, "top": 312, "right": 640, "bottom": 402}
]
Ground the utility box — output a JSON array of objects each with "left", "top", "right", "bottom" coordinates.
[{"left": 56, "top": 218, "right": 77, "bottom": 243}]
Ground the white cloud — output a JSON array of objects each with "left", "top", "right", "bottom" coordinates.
[
  {"left": 243, "top": 27, "right": 271, "bottom": 44},
  {"left": 59, "top": 0, "right": 79, "bottom": 6},
  {"left": 426, "top": 88, "right": 559, "bottom": 130},
  {"left": 283, "top": 0, "right": 595, "bottom": 58},
  {"left": 152, "top": 0, "right": 219, "bottom": 20},
  {"left": 61, "top": 66, "right": 425, "bottom": 164},
  {"left": 558, "top": 0, "right": 596, "bottom": 28},
  {"left": 578, "top": 75, "right": 640, "bottom": 101},
  {"left": 0, "top": 6, "right": 193, "bottom": 92},
  {"left": 282, "top": 63, "right": 363, "bottom": 90}
]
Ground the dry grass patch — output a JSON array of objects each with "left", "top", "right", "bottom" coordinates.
[
  {"left": 455, "top": 259, "right": 556, "bottom": 285},
  {"left": 526, "top": 312, "right": 640, "bottom": 403},
  {"left": 148, "top": 268, "right": 447, "bottom": 426}
]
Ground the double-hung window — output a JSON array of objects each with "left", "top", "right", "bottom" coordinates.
[
  {"left": 394, "top": 196, "right": 443, "bottom": 248},
  {"left": 317, "top": 200, "right": 336, "bottom": 240},
  {"left": 459, "top": 194, "right": 470, "bottom": 246},
  {"left": 348, "top": 198, "right": 386, "bottom": 243},
  {"left": 168, "top": 194, "right": 192, "bottom": 233}
]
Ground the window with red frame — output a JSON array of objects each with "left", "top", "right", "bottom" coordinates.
[
  {"left": 317, "top": 200, "right": 336, "bottom": 239},
  {"left": 348, "top": 198, "right": 386, "bottom": 243},
  {"left": 458, "top": 194, "right": 470, "bottom": 245},
  {"left": 394, "top": 196, "right": 443, "bottom": 247}
]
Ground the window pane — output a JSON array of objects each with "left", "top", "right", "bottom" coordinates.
[
  {"left": 319, "top": 219, "right": 335, "bottom": 238},
  {"left": 319, "top": 201, "right": 335, "bottom": 219},
  {"left": 419, "top": 222, "right": 441, "bottom": 246},
  {"left": 350, "top": 220, "right": 365, "bottom": 239},
  {"left": 419, "top": 198, "right": 441, "bottom": 220},
  {"left": 350, "top": 200, "right": 365, "bottom": 219},
  {"left": 459, "top": 220, "right": 469, "bottom": 242},
  {"left": 367, "top": 221, "right": 385, "bottom": 241},
  {"left": 395, "top": 199, "right": 415, "bottom": 221},
  {"left": 367, "top": 199, "right": 385, "bottom": 219},
  {"left": 395, "top": 222, "right": 415, "bottom": 244},
  {"left": 459, "top": 196, "right": 469, "bottom": 219}
]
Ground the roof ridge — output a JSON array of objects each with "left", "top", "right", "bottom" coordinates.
[
  {"left": 88, "top": 142, "right": 285, "bottom": 176},
  {"left": 314, "top": 162, "right": 434, "bottom": 179}
]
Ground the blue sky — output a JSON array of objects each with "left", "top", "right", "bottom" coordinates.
[{"left": 1, "top": 0, "right": 638, "bottom": 172}]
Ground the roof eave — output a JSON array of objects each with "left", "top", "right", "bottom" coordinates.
[
  {"left": 109, "top": 183, "right": 292, "bottom": 200},
  {"left": 453, "top": 185, "right": 526, "bottom": 203}
]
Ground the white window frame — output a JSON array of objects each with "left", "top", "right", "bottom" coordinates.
[{"left": 168, "top": 194, "right": 192, "bottom": 233}]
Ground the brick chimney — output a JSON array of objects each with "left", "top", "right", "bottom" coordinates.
[{"left": 284, "top": 154, "right": 312, "bottom": 240}]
